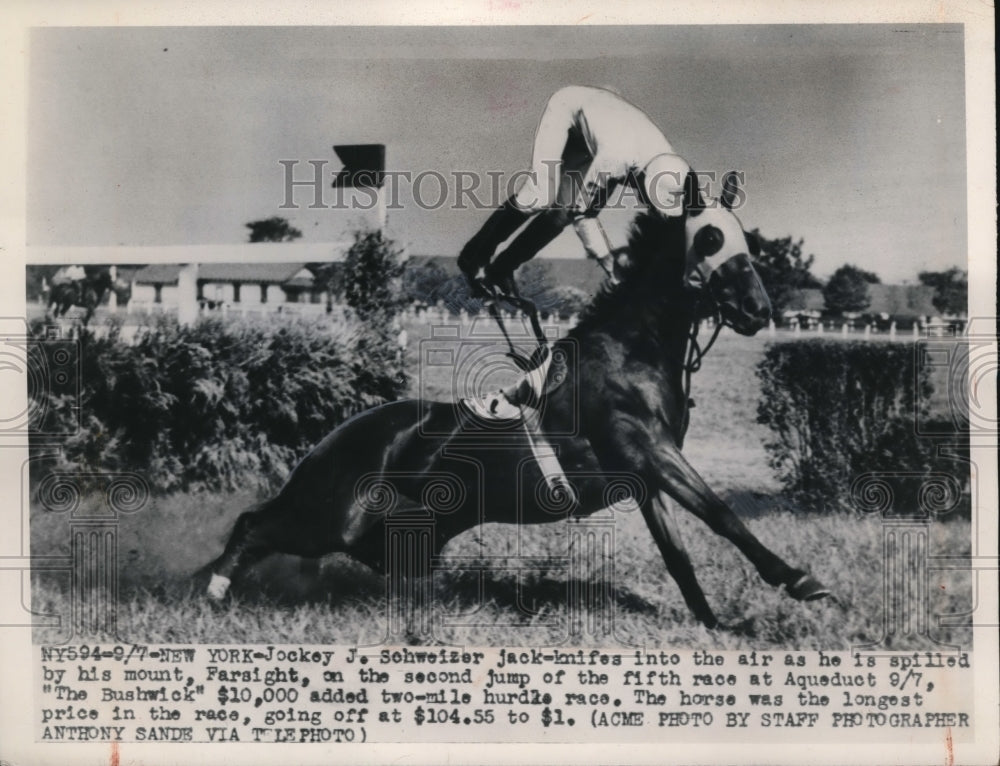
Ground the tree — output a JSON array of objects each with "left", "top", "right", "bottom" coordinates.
[
  {"left": 26, "top": 265, "right": 63, "bottom": 302},
  {"left": 823, "top": 264, "right": 878, "bottom": 314},
  {"left": 749, "top": 231, "right": 822, "bottom": 313},
  {"left": 541, "top": 285, "right": 590, "bottom": 318},
  {"left": 918, "top": 267, "right": 968, "bottom": 315},
  {"left": 402, "top": 259, "right": 450, "bottom": 307},
  {"left": 511, "top": 261, "right": 591, "bottom": 317},
  {"left": 245, "top": 216, "right": 302, "bottom": 243},
  {"left": 515, "top": 260, "right": 556, "bottom": 305},
  {"left": 435, "top": 274, "right": 483, "bottom": 314},
  {"left": 855, "top": 267, "right": 881, "bottom": 285},
  {"left": 338, "top": 229, "right": 407, "bottom": 324},
  {"left": 324, "top": 229, "right": 409, "bottom": 396}
]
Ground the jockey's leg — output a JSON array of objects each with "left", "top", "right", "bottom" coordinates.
[
  {"left": 457, "top": 196, "right": 532, "bottom": 281},
  {"left": 486, "top": 145, "right": 597, "bottom": 292},
  {"left": 485, "top": 206, "right": 574, "bottom": 292},
  {"left": 464, "top": 90, "right": 594, "bottom": 289}
]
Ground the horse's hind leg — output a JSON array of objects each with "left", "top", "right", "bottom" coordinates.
[
  {"left": 641, "top": 493, "right": 718, "bottom": 628},
  {"left": 204, "top": 500, "right": 282, "bottom": 600}
]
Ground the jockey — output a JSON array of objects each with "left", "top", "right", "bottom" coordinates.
[
  {"left": 458, "top": 85, "right": 694, "bottom": 296},
  {"left": 51, "top": 265, "right": 87, "bottom": 286},
  {"left": 458, "top": 86, "right": 759, "bottom": 418}
]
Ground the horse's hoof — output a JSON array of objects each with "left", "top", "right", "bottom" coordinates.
[
  {"left": 206, "top": 573, "right": 232, "bottom": 601},
  {"left": 722, "top": 617, "right": 757, "bottom": 637},
  {"left": 788, "top": 574, "right": 831, "bottom": 602},
  {"left": 697, "top": 612, "right": 720, "bottom": 630}
]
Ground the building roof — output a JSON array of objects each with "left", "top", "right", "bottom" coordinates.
[
  {"left": 134, "top": 262, "right": 317, "bottom": 285},
  {"left": 783, "top": 284, "right": 937, "bottom": 316},
  {"left": 133, "top": 264, "right": 183, "bottom": 285},
  {"left": 410, "top": 254, "right": 609, "bottom": 300},
  {"left": 26, "top": 241, "right": 352, "bottom": 266},
  {"left": 284, "top": 268, "right": 318, "bottom": 289},
  {"left": 867, "top": 284, "right": 936, "bottom": 316}
]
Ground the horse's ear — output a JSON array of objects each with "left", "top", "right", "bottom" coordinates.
[
  {"left": 683, "top": 170, "right": 705, "bottom": 217},
  {"left": 721, "top": 171, "right": 741, "bottom": 210},
  {"left": 744, "top": 229, "right": 762, "bottom": 257}
]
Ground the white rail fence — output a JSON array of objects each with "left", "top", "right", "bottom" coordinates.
[{"left": 33, "top": 295, "right": 966, "bottom": 344}]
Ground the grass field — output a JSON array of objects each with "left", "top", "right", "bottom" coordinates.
[{"left": 30, "top": 324, "right": 973, "bottom": 650}]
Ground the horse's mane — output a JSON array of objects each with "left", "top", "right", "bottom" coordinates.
[{"left": 570, "top": 211, "right": 690, "bottom": 337}]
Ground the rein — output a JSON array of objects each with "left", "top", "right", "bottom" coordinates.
[
  {"left": 483, "top": 290, "right": 549, "bottom": 372},
  {"left": 681, "top": 302, "right": 724, "bottom": 416},
  {"left": 481, "top": 256, "right": 726, "bottom": 411}
]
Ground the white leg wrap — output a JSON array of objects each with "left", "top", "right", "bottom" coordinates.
[{"left": 207, "top": 573, "right": 231, "bottom": 600}]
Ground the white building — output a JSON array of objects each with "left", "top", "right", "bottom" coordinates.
[{"left": 132, "top": 262, "right": 325, "bottom": 311}]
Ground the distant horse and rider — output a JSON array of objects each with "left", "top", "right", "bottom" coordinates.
[
  {"left": 201, "top": 107, "right": 831, "bottom": 630},
  {"left": 45, "top": 265, "right": 131, "bottom": 326}
]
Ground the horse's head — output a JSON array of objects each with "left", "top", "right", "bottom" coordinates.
[
  {"left": 84, "top": 269, "right": 112, "bottom": 291},
  {"left": 83, "top": 268, "right": 130, "bottom": 300},
  {"left": 680, "top": 171, "right": 770, "bottom": 336}
]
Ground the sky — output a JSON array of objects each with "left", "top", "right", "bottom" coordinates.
[{"left": 27, "top": 25, "right": 968, "bottom": 283}]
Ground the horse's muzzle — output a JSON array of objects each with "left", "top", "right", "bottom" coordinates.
[{"left": 709, "top": 253, "right": 771, "bottom": 336}]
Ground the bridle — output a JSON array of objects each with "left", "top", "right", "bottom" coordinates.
[{"left": 682, "top": 301, "right": 724, "bottom": 419}]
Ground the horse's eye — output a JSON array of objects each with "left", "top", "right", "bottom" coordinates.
[{"left": 693, "top": 225, "right": 724, "bottom": 257}]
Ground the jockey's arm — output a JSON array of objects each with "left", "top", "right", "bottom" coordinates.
[
  {"left": 571, "top": 214, "right": 617, "bottom": 282},
  {"left": 572, "top": 215, "right": 610, "bottom": 261}
]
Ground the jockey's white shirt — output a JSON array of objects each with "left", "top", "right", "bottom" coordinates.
[
  {"left": 51, "top": 265, "right": 86, "bottom": 285},
  {"left": 515, "top": 85, "right": 684, "bottom": 213}
]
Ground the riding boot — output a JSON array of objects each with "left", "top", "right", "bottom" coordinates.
[
  {"left": 457, "top": 196, "right": 532, "bottom": 279},
  {"left": 485, "top": 209, "right": 569, "bottom": 288}
]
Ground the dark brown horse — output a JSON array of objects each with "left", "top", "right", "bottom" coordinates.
[
  {"left": 47, "top": 269, "right": 130, "bottom": 325},
  {"left": 203, "top": 176, "right": 829, "bottom": 628}
]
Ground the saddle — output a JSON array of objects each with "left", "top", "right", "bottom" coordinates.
[
  {"left": 459, "top": 344, "right": 573, "bottom": 496},
  {"left": 459, "top": 343, "right": 566, "bottom": 422}
]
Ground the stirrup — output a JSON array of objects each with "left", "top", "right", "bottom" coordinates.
[
  {"left": 461, "top": 390, "right": 523, "bottom": 422},
  {"left": 503, "top": 345, "right": 555, "bottom": 409}
]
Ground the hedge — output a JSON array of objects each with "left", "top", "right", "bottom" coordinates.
[
  {"left": 755, "top": 339, "right": 968, "bottom": 514},
  {"left": 29, "top": 314, "right": 407, "bottom": 493}
]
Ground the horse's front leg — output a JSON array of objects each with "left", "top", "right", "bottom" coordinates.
[
  {"left": 587, "top": 423, "right": 828, "bottom": 607},
  {"left": 640, "top": 491, "right": 718, "bottom": 628},
  {"left": 653, "top": 443, "right": 829, "bottom": 601}
]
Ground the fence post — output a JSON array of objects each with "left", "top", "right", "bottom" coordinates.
[
  {"left": 107, "top": 265, "right": 118, "bottom": 313},
  {"left": 177, "top": 264, "right": 199, "bottom": 325}
]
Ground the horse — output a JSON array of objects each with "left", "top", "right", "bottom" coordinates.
[
  {"left": 201, "top": 172, "right": 830, "bottom": 629},
  {"left": 46, "top": 269, "right": 130, "bottom": 325}
]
